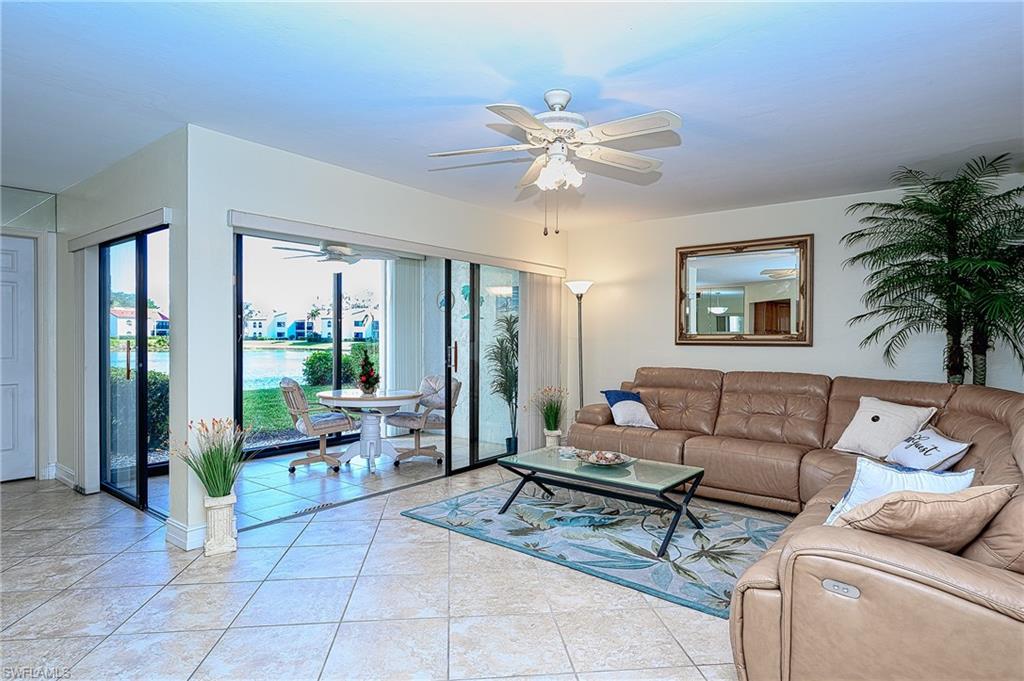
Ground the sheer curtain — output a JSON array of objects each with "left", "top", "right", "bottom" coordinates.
[
  {"left": 384, "top": 258, "right": 423, "bottom": 435},
  {"left": 516, "top": 272, "right": 563, "bottom": 451}
]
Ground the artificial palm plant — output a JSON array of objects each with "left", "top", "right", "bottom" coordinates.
[
  {"left": 484, "top": 313, "right": 519, "bottom": 449},
  {"left": 843, "top": 154, "right": 1024, "bottom": 384}
]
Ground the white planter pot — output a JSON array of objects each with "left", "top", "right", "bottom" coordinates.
[
  {"left": 544, "top": 429, "right": 562, "bottom": 448},
  {"left": 203, "top": 492, "right": 238, "bottom": 557}
]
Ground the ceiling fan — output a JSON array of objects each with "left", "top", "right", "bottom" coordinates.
[
  {"left": 272, "top": 241, "right": 397, "bottom": 264},
  {"left": 429, "top": 89, "right": 682, "bottom": 192}
]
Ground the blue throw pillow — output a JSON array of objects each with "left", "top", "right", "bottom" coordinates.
[
  {"left": 602, "top": 390, "right": 641, "bottom": 406},
  {"left": 601, "top": 390, "right": 658, "bottom": 429}
]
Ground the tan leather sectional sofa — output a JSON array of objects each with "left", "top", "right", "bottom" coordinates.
[{"left": 568, "top": 367, "right": 1024, "bottom": 681}]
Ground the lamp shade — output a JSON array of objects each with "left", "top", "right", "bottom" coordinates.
[{"left": 565, "top": 280, "right": 594, "bottom": 296}]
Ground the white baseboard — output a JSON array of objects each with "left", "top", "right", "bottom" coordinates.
[
  {"left": 40, "top": 462, "right": 57, "bottom": 480},
  {"left": 165, "top": 517, "right": 206, "bottom": 551},
  {"left": 55, "top": 463, "right": 77, "bottom": 488}
]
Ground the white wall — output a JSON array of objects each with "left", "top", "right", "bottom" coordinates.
[
  {"left": 55, "top": 128, "right": 190, "bottom": 514},
  {"left": 181, "top": 126, "right": 566, "bottom": 542},
  {"left": 566, "top": 180, "right": 1024, "bottom": 408}
]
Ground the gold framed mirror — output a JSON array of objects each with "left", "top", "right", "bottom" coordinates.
[{"left": 676, "top": 234, "right": 813, "bottom": 346}]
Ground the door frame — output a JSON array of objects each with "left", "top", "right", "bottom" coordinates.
[
  {"left": 0, "top": 227, "right": 58, "bottom": 482},
  {"left": 232, "top": 234, "right": 360, "bottom": 459},
  {"left": 98, "top": 225, "right": 167, "bottom": 509},
  {"left": 444, "top": 259, "right": 504, "bottom": 477}
]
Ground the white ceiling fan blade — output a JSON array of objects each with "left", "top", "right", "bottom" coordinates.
[
  {"left": 516, "top": 154, "right": 548, "bottom": 189},
  {"left": 282, "top": 253, "right": 321, "bottom": 259},
  {"left": 575, "top": 145, "right": 662, "bottom": 173},
  {"left": 428, "top": 143, "right": 537, "bottom": 158},
  {"left": 574, "top": 110, "right": 682, "bottom": 145},
  {"left": 486, "top": 104, "right": 557, "bottom": 142},
  {"left": 273, "top": 246, "right": 321, "bottom": 254}
]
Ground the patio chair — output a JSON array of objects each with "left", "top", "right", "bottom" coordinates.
[
  {"left": 279, "top": 378, "right": 356, "bottom": 474},
  {"left": 385, "top": 375, "right": 462, "bottom": 467}
]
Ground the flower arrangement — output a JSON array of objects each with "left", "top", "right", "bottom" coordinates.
[
  {"left": 176, "top": 418, "right": 250, "bottom": 498},
  {"left": 358, "top": 346, "right": 380, "bottom": 394},
  {"left": 532, "top": 386, "right": 568, "bottom": 432}
]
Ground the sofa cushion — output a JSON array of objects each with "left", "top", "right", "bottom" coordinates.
[
  {"left": 683, "top": 435, "right": 810, "bottom": 502},
  {"left": 714, "top": 371, "right": 830, "bottom": 448},
  {"left": 630, "top": 367, "right": 723, "bottom": 434},
  {"left": 833, "top": 485, "right": 1016, "bottom": 553},
  {"left": 566, "top": 423, "right": 698, "bottom": 464},
  {"left": 799, "top": 448, "right": 861, "bottom": 504},
  {"left": 823, "top": 376, "right": 956, "bottom": 448}
]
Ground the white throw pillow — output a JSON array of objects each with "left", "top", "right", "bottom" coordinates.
[
  {"left": 885, "top": 427, "right": 971, "bottom": 472},
  {"left": 824, "top": 457, "right": 974, "bottom": 525},
  {"left": 834, "top": 397, "right": 937, "bottom": 459},
  {"left": 610, "top": 401, "right": 658, "bottom": 429}
]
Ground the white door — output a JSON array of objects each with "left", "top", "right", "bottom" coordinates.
[{"left": 0, "top": 235, "right": 36, "bottom": 481}]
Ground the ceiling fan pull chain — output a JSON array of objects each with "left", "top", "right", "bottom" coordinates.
[
  {"left": 555, "top": 191, "right": 561, "bottom": 235},
  {"left": 543, "top": 192, "right": 549, "bottom": 236}
]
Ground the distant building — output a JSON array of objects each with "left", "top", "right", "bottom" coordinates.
[
  {"left": 319, "top": 317, "right": 333, "bottom": 339},
  {"left": 244, "top": 314, "right": 267, "bottom": 339},
  {"left": 147, "top": 309, "right": 170, "bottom": 336},
  {"left": 268, "top": 311, "right": 288, "bottom": 339},
  {"left": 286, "top": 320, "right": 314, "bottom": 340},
  {"left": 109, "top": 307, "right": 136, "bottom": 337}
]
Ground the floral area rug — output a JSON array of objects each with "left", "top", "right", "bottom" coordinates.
[{"left": 402, "top": 481, "right": 788, "bottom": 619}]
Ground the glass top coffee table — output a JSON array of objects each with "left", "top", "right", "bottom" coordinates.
[{"left": 498, "top": 447, "right": 705, "bottom": 558}]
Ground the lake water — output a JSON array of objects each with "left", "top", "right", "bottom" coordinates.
[{"left": 111, "top": 349, "right": 317, "bottom": 390}]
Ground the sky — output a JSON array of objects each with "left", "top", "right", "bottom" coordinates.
[
  {"left": 241, "top": 235, "right": 384, "bottom": 322},
  {"left": 108, "top": 232, "right": 385, "bottom": 322}
]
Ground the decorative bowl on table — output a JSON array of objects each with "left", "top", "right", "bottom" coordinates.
[{"left": 575, "top": 450, "right": 635, "bottom": 466}]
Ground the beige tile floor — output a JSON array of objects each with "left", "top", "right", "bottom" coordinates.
[
  {"left": 149, "top": 435, "right": 512, "bottom": 525},
  {"left": 0, "top": 470, "right": 739, "bottom": 681}
]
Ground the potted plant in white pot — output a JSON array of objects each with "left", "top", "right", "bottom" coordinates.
[
  {"left": 177, "top": 418, "right": 250, "bottom": 557},
  {"left": 533, "top": 386, "right": 568, "bottom": 448}
]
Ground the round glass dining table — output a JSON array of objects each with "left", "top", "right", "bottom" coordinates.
[{"left": 316, "top": 388, "right": 422, "bottom": 473}]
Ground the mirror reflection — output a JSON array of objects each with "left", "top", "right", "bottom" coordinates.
[
  {"left": 689, "top": 249, "right": 799, "bottom": 335},
  {"left": 676, "top": 235, "right": 812, "bottom": 346}
]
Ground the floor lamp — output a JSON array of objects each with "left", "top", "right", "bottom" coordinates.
[{"left": 565, "top": 280, "right": 594, "bottom": 409}]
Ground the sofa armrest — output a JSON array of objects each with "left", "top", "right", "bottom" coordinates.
[
  {"left": 575, "top": 403, "right": 613, "bottom": 426},
  {"left": 781, "top": 525, "right": 1024, "bottom": 621}
]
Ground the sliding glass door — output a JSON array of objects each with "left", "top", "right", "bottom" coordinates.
[
  {"left": 99, "top": 227, "right": 170, "bottom": 511},
  {"left": 445, "top": 261, "right": 521, "bottom": 475}
]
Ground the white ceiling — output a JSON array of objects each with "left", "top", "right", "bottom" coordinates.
[{"left": 2, "top": 2, "right": 1021, "bottom": 228}]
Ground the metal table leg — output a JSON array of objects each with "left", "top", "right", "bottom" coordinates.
[{"left": 498, "top": 472, "right": 532, "bottom": 514}]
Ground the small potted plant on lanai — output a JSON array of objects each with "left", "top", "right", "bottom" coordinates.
[
  {"left": 357, "top": 346, "right": 380, "bottom": 395},
  {"left": 532, "top": 386, "right": 568, "bottom": 447},
  {"left": 177, "top": 418, "right": 250, "bottom": 556}
]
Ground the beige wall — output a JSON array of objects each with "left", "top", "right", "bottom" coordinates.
[{"left": 566, "top": 180, "right": 1024, "bottom": 408}]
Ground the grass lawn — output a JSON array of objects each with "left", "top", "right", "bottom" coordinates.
[
  {"left": 242, "top": 383, "right": 329, "bottom": 433},
  {"left": 243, "top": 340, "right": 333, "bottom": 351}
]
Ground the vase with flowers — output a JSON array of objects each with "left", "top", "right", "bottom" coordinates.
[
  {"left": 357, "top": 346, "right": 380, "bottom": 395},
  {"left": 176, "top": 418, "right": 251, "bottom": 556},
  {"left": 532, "top": 386, "right": 568, "bottom": 447}
]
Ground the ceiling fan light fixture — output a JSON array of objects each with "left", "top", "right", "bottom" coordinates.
[
  {"left": 535, "top": 154, "right": 584, "bottom": 191},
  {"left": 708, "top": 306, "right": 729, "bottom": 315}
]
